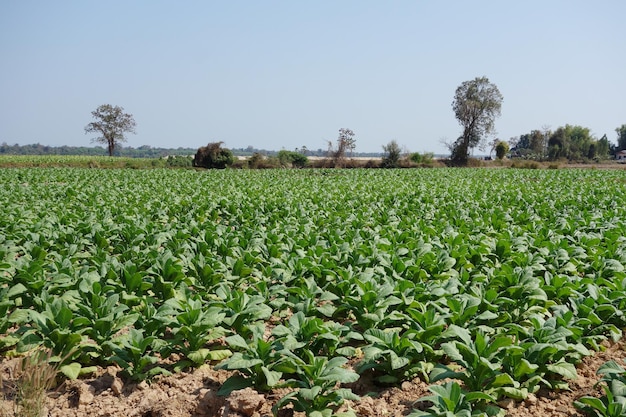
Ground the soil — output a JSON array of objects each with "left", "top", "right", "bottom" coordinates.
[{"left": 1, "top": 341, "right": 624, "bottom": 417}]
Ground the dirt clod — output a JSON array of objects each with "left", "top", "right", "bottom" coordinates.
[
  {"left": 111, "top": 378, "right": 124, "bottom": 396},
  {"left": 226, "top": 388, "right": 264, "bottom": 417}
]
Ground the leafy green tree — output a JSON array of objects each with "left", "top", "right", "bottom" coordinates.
[
  {"left": 84, "top": 104, "right": 136, "bottom": 156},
  {"left": 529, "top": 130, "right": 547, "bottom": 157},
  {"left": 596, "top": 134, "right": 610, "bottom": 159},
  {"left": 548, "top": 125, "right": 595, "bottom": 161},
  {"left": 381, "top": 140, "right": 402, "bottom": 168},
  {"left": 548, "top": 128, "right": 568, "bottom": 160},
  {"left": 193, "top": 142, "right": 234, "bottom": 169},
  {"left": 617, "top": 124, "right": 626, "bottom": 151},
  {"left": 451, "top": 76, "right": 503, "bottom": 165},
  {"left": 495, "top": 141, "right": 509, "bottom": 160}
]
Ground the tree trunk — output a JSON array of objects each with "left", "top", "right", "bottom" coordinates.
[{"left": 107, "top": 136, "right": 114, "bottom": 156}]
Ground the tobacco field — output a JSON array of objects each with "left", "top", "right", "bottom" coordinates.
[{"left": 2, "top": 167, "right": 626, "bottom": 416}]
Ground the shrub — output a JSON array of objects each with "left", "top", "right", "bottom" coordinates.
[
  {"left": 247, "top": 153, "right": 280, "bottom": 169},
  {"left": 495, "top": 141, "right": 509, "bottom": 160},
  {"left": 277, "top": 150, "right": 308, "bottom": 168},
  {"left": 409, "top": 152, "right": 435, "bottom": 167},
  {"left": 193, "top": 142, "right": 234, "bottom": 169},
  {"left": 381, "top": 140, "right": 402, "bottom": 168},
  {"left": 165, "top": 155, "right": 193, "bottom": 168},
  {"left": 510, "top": 160, "right": 540, "bottom": 169}
]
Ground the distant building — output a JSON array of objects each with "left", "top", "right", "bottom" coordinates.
[{"left": 617, "top": 150, "right": 626, "bottom": 162}]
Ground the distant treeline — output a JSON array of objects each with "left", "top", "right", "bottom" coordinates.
[
  {"left": 0, "top": 143, "right": 197, "bottom": 158},
  {"left": 0, "top": 143, "right": 384, "bottom": 158}
]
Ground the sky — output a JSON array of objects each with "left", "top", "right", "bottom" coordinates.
[{"left": 1, "top": 1, "right": 624, "bottom": 155}]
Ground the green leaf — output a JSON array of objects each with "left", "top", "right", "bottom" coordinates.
[
  {"left": 60, "top": 362, "right": 82, "bottom": 380},
  {"left": 300, "top": 386, "right": 322, "bottom": 401},
  {"left": 261, "top": 366, "right": 282, "bottom": 387},
  {"left": 309, "top": 410, "right": 333, "bottom": 417},
  {"left": 217, "top": 354, "right": 262, "bottom": 370},
  {"left": 546, "top": 362, "right": 577, "bottom": 380},
  {"left": 8, "top": 309, "right": 30, "bottom": 324},
  {"left": 465, "top": 391, "right": 496, "bottom": 403},
  {"left": 490, "top": 372, "right": 516, "bottom": 388},
  {"left": 218, "top": 375, "right": 252, "bottom": 396},
  {"left": 513, "top": 358, "right": 539, "bottom": 379},
  {"left": 188, "top": 349, "right": 232, "bottom": 364},
  {"left": 575, "top": 396, "right": 607, "bottom": 414},
  {"left": 499, "top": 387, "right": 528, "bottom": 400},
  {"left": 441, "top": 324, "right": 471, "bottom": 345},
  {"left": 597, "top": 360, "right": 626, "bottom": 377},
  {"left": 316, "top": 304, "right": 337, "bottom": 317},
  {"left": 429, "top": 365, "right": 463, "bottom": 383},
  {"left": 7, "top": 283, "right": 28, "bottom": 298},
  {"left": 224, "top": 334, "right": 249, "bottom": 350}
]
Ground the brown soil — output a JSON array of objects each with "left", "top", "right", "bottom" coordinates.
[{"left": 1, "top": 341, "right": 624, "bottom": 417}]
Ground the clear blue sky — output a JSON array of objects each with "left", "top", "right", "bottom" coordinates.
[{"left": 1, "top": 1, "right": 624, "bottom": 154}]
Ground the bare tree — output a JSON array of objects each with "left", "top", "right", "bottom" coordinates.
[
  {"left": 327, "top": 128, "right": 355, "bottom": 167},
  {"left": 84, "top": 104, "right": 136, "bottom": 156}
]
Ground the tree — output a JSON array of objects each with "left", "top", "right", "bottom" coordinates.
[
  {"left": 327, "top": 128, "right": 355, "bottom": 167},
  {"left": 596, "top": 134, "right": 610, "bottom": 159},
  {"left": 451, "top": 76, "right": 503, "bottom": 165},
  {"left": 193, "top": 142, "right": 234, "bottom": 169},
  {"left": 495, "top": 141, "right": 509, "bottom": 160},
  {"left": 381, "top": 140, "right": 402, "bottom": 168},
  {"left": 616, "top": 124, "right": 626, "bottom": 151},
  {"left": 547, "top": 125, "right": 595, "bottom": 161},
  {"left": 84, "top": 104, "right": 136, "bottom": 156}
]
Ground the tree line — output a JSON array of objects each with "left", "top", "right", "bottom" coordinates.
[
  {"left": 509, "top": 125, "right": 625, "bottom": 162},
  {"left": 5, "top": 79, "right": 624, "bottom": 167}
]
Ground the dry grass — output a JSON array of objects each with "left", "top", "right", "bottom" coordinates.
[{"left": 0, "top": 350, "right": 60, "bottom": 417}]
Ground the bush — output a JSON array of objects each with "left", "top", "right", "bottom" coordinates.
[
  {"left": 510, "top": 160, "right": 540, "bottom": 169},
  {"left": 248, "top": 153, "right": 280, "bottom": 169},
  {"left": 193, "top": 142, "right": 234, "bottom": 169},
  {"left": 409, "top": 152, "right": 435, "bottom": 166},
  {"left": 381, "top": 140, "right": 402, "bottom": 168},
  {"left": 277, "top": 150, "right": 308, "bottom": 168},
  {"left": 166, "top": 155, "right": 193, "bottom": 168},
  {"left": 495, "top": 141, "right": 509, "bottom": 160}
]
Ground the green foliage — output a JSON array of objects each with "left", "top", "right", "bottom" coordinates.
[
  {"left": 547, "top": 124, "right": 602, "bottom": 161},
  {"left": 575, "top": 360, "right": 626, "bottom": 417},
  {"left": 2, "top": 167, "right": 626, "bottom": 414},
  {"left": 193, "top": 141, "right": 234, "bottom": 169},
  {"left": 409, "top": 382, "right": 504, "bottom": 417},
  {"left": 511, "top": 130, "right": 547, "bottom": 159},
  {"left": 616, "top": 124, "right": 626, "bottom": 151},
  {"left": 451, "top": 76, "right": 503, "bottom": 165},
  {"left": 273, "top": 350, "right": 359, "bottom": 417},
  {"left": 494, "top": 141, "right": 509, "bottom": 160},
  {"left": 104, "top": 328, "right": 171, "bottom": 381},
  {"left": 216, "top": 329, "right": 295, "bottom": 394},
  {"left": 357, "top": 328, "right": 429, "bottom": 384},
  {"left": 84, "top": 104, "right": 136, "bottom": 157},
  {"left": 381, "top": 140, "right": 402, "bottom": 168},
  {"left": 409, "top": 152, "right": 435, "bottom": 166},
  {"left": 277, "top": 150, "right": 308, "bottom": 168}
]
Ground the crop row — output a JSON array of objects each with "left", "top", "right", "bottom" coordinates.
[{"left": 2, "top": 168, "right": 626, "bottom": 416}]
